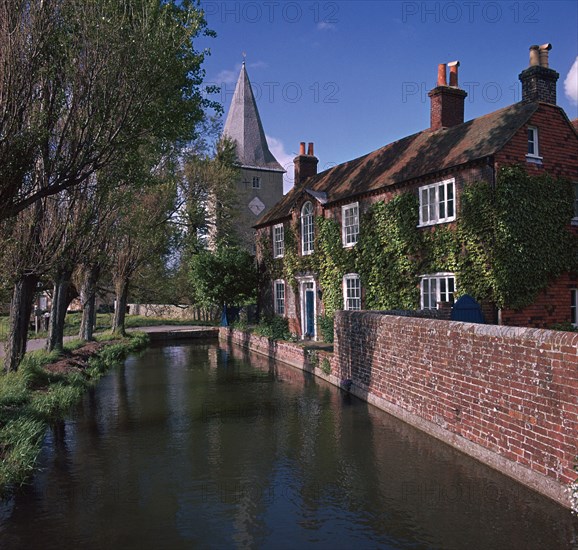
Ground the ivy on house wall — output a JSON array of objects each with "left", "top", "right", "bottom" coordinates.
[
  {"left": 443, "top": 166, "right": 575, "bottom": 310},
  {"left": 317, "top": 217, "right": 356, "bottom": 316},
  {"left": 481, "top": 165, "right": 575, "bottom": 309},
  {"left": 257, "top": 165, "right": 576, "bottom": 328},
  {"left": 357, "top": 193, "right": 423, "bottom": 310}
]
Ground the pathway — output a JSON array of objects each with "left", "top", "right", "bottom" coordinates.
[{"left": 0, "top": 325, "right": 216, "bottom": 358}]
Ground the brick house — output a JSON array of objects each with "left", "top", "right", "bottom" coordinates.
[{"left": 255, "top": 45, "right": 578, "bottom": 339}]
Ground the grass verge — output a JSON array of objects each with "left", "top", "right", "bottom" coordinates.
[
  {"left": 0, "top": 331, "right": 149, "bottom": 493},
  {"left": 0, "top": 313, "right": 216, "bottom": 342}
]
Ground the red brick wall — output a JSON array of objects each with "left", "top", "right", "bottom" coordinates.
[
  {"left": 502, "top": 272, "right": 578, "bottom": 327},
  {"left": 334, "top": 311, "right": 578, "bottom": 507},
  {"left": 495, "top": 104, "right": 578, "bottom": 179}
]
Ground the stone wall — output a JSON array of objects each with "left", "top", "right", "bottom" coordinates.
[
  {"left": 127, "top": 303, "right": 219, "bottom": 322},
  {"left": 334, "top": 311, "right": 578, "bottom": 508}
]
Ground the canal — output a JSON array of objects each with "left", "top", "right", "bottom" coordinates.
[{"left": 0, "top": 341, "right": 576, "bottom": 549}]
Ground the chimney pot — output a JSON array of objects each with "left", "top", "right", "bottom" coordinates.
[
  {"left": 539, "top": 43, "right": 552, "bottom": 68},
  {"left": 448, "top": 61, "right": 460, "bottom": 87},
  {"left": 437, "top": 64, "right": 447, "bottom": 86},
  {"left": 529, "top": 45, "right": 540, "bottom": 66},
  {"left": 307, "top": 142, "right": 314, "bottom": 156},
  {"left": 299, "top": 142, "right": 306, "bottom": 155}
]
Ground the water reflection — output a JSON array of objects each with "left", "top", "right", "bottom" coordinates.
[{"left": 0, "top": 340, "right": 576, "bottom": 549}]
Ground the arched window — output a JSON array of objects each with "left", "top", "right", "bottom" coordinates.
[{"left": 301, "top": 201, "right": 314, "bottom": 255}]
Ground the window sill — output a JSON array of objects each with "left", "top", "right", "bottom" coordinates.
[
  {"left": 417, "top": 218, "right": 456, "bottom": 228},
  {"left": 342, "top": 242, "right": 357, "bottom": 249},
  {"left": 273, "top": 254, "right": 284, "bottom": 259},
  {"left": 571, "top": 218, "right": 578, "bottom": 227},
  {"left": 525, "top": 154, "right": 543, "bottom": 165}
]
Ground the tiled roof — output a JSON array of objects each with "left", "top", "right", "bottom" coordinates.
[
  {"left": 223, "top": 63, "right": 285, "bottom": 172},
  {"left": 256, "top": 101, "right": 541, "bottom": 227}
]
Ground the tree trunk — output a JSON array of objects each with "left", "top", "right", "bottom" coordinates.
[
  {"left": 46, "top": 269, "right": 73, "bottom": 352},
  {"left": 4, "top": 274, "right": 38, "bottom": 372},
  {"left": 112, "top": 278, "right": 129, "bottom": 336},
  {"left": 79, "top": 264, "right": 100, "bottom": 341}
]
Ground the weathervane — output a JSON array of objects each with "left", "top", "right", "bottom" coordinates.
[{"left": 242, "top": 51, "right": 246, "bottom": 65}]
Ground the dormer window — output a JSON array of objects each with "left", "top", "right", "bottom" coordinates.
[
  {"left": 301, "top": 201, "right": 314, "bottom": 255},
  {"left": 526, "top": 126, "right": 541, "bottom": 160}
]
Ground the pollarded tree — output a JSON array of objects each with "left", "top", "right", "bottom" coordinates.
[
  {"left": 0, "top": 194, "right": 75, "bottom": 372},
  {"left": 0, "top": 0, "right": 217, "bottom": 221},
  {"left": 109, "top": 175, "right": 177, "bottom": 336}
]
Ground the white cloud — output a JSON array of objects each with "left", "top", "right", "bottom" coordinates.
[
  {"left": 248, "top": 60, "right": 268, "bottom": 70},
  {"left": 564, "top": 56, "right": 578, "bottom": 105},
  {"left": 266, "top": 135, "right": 294, "bottom": 194},
  {"left": 214, "top": 60, "right": 267, "bottom": 86},
  {"left": 215, "top": 67, "right": 238, "bottom": 85},
  {"left": 317, "top": 21, "right": 336, "bottom": 31}
]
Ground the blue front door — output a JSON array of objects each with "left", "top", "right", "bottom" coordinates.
[{"left": 305, "top": 289, "right": 315, "bottom": 337}]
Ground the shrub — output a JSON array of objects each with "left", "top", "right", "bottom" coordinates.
[
  {"left": 254, "top": 316, "right": 292, "bottom": 341},
  {"left": 317, "top": 314, "right": 334, "bottom": 343}
]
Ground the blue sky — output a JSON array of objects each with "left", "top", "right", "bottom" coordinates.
[{"left": 198, "top": 0, "right": 578, "bottom": 192}]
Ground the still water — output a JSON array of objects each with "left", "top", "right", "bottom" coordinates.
[{"left": 0, "top": 341, "right": 576, "bottom": 549}]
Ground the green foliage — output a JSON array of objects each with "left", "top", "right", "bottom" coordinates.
[
  {"left": 258, "top": 167, "right": 575, "bottom": 319},
  {"left": 0, "top": 331, "right": 149, "bottom": 492},
  {"left": 454, "top": 181, "right": 495, "bottom": 300},
  {"left": 231, "top": 319, "right": 248, "bottom": 331},
  {"left": 448, "top": 166, "right": 575, "bottom": 309},
  {"left": 487, "top": 166, "right": 574, "bottom": 309},
  {"left": 189, "top": 245, "right": 257, "bottom": 307},
  {"left": 549, "top": 322, "right": 578, "bottom": 333},
  {"left": 317, "top": 218, "right": 355, "bottom": 315},
  {"left": 282, "top": 224, "right": 306, "bottom": 291},
  {"left": 253, "top": 316, "right": 293, "bottom": 341},
  {"left": 306, "top": 349, "right": 319, "bottom": 367},
  {"left": 321, "top": 357, "right": 331, "bottom": 375},
  {"left": 0, "top": 417, "right": 46, "bottom": 488},
  {"left": 357, "top": 194, "right": 422, "bottom": 309},
  {"left": 317, "top": 314, "right": 335, "bottom": 344}
]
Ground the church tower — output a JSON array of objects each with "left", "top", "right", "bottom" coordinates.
[{"left": 221, "top": 62, "right": 285, "bottom": 252}]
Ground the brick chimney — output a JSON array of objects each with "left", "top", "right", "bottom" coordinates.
[
  {"left": 428, "top": 61, "right": 468, "bottom": 131},
  {"left": 293, "top": 142, "right": 318, "bottom": 186},
  {"left": 519, "top": 43, "right": 559, "bottom": 104}
]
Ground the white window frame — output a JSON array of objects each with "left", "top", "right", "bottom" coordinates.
[
  {"left": 526, "top": 126, "right": 541, "bottom": 159},
  {"left": 273, "top": 223, "right": 284, "bottom": 258},
  {"left": 418, "top": 178, "right": 456, "bottom": 227},
  {"left": 342, "top": 202, "right": 359, "bottom": 247},
  {"left": 274, "top": 280, "right": 285, "bottom": 316},
  {"left": 572, "top": 289, "right": 577, "bottom": 327},
  {"left": 343, "top": 273, "right": 362, "bottom": 311},
  {"left": 301, "top": 201, "right": 314, "bottom": 255},
  {"left": 252, "top": 176, "right": 261, "bottom": 189},
  {"left": 420, "top": 273, "right": 456, "bottom": 310}
]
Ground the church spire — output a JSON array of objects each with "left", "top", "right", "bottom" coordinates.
[{"left": 223, "top": 64, "right": 284, "bottom": 172}]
